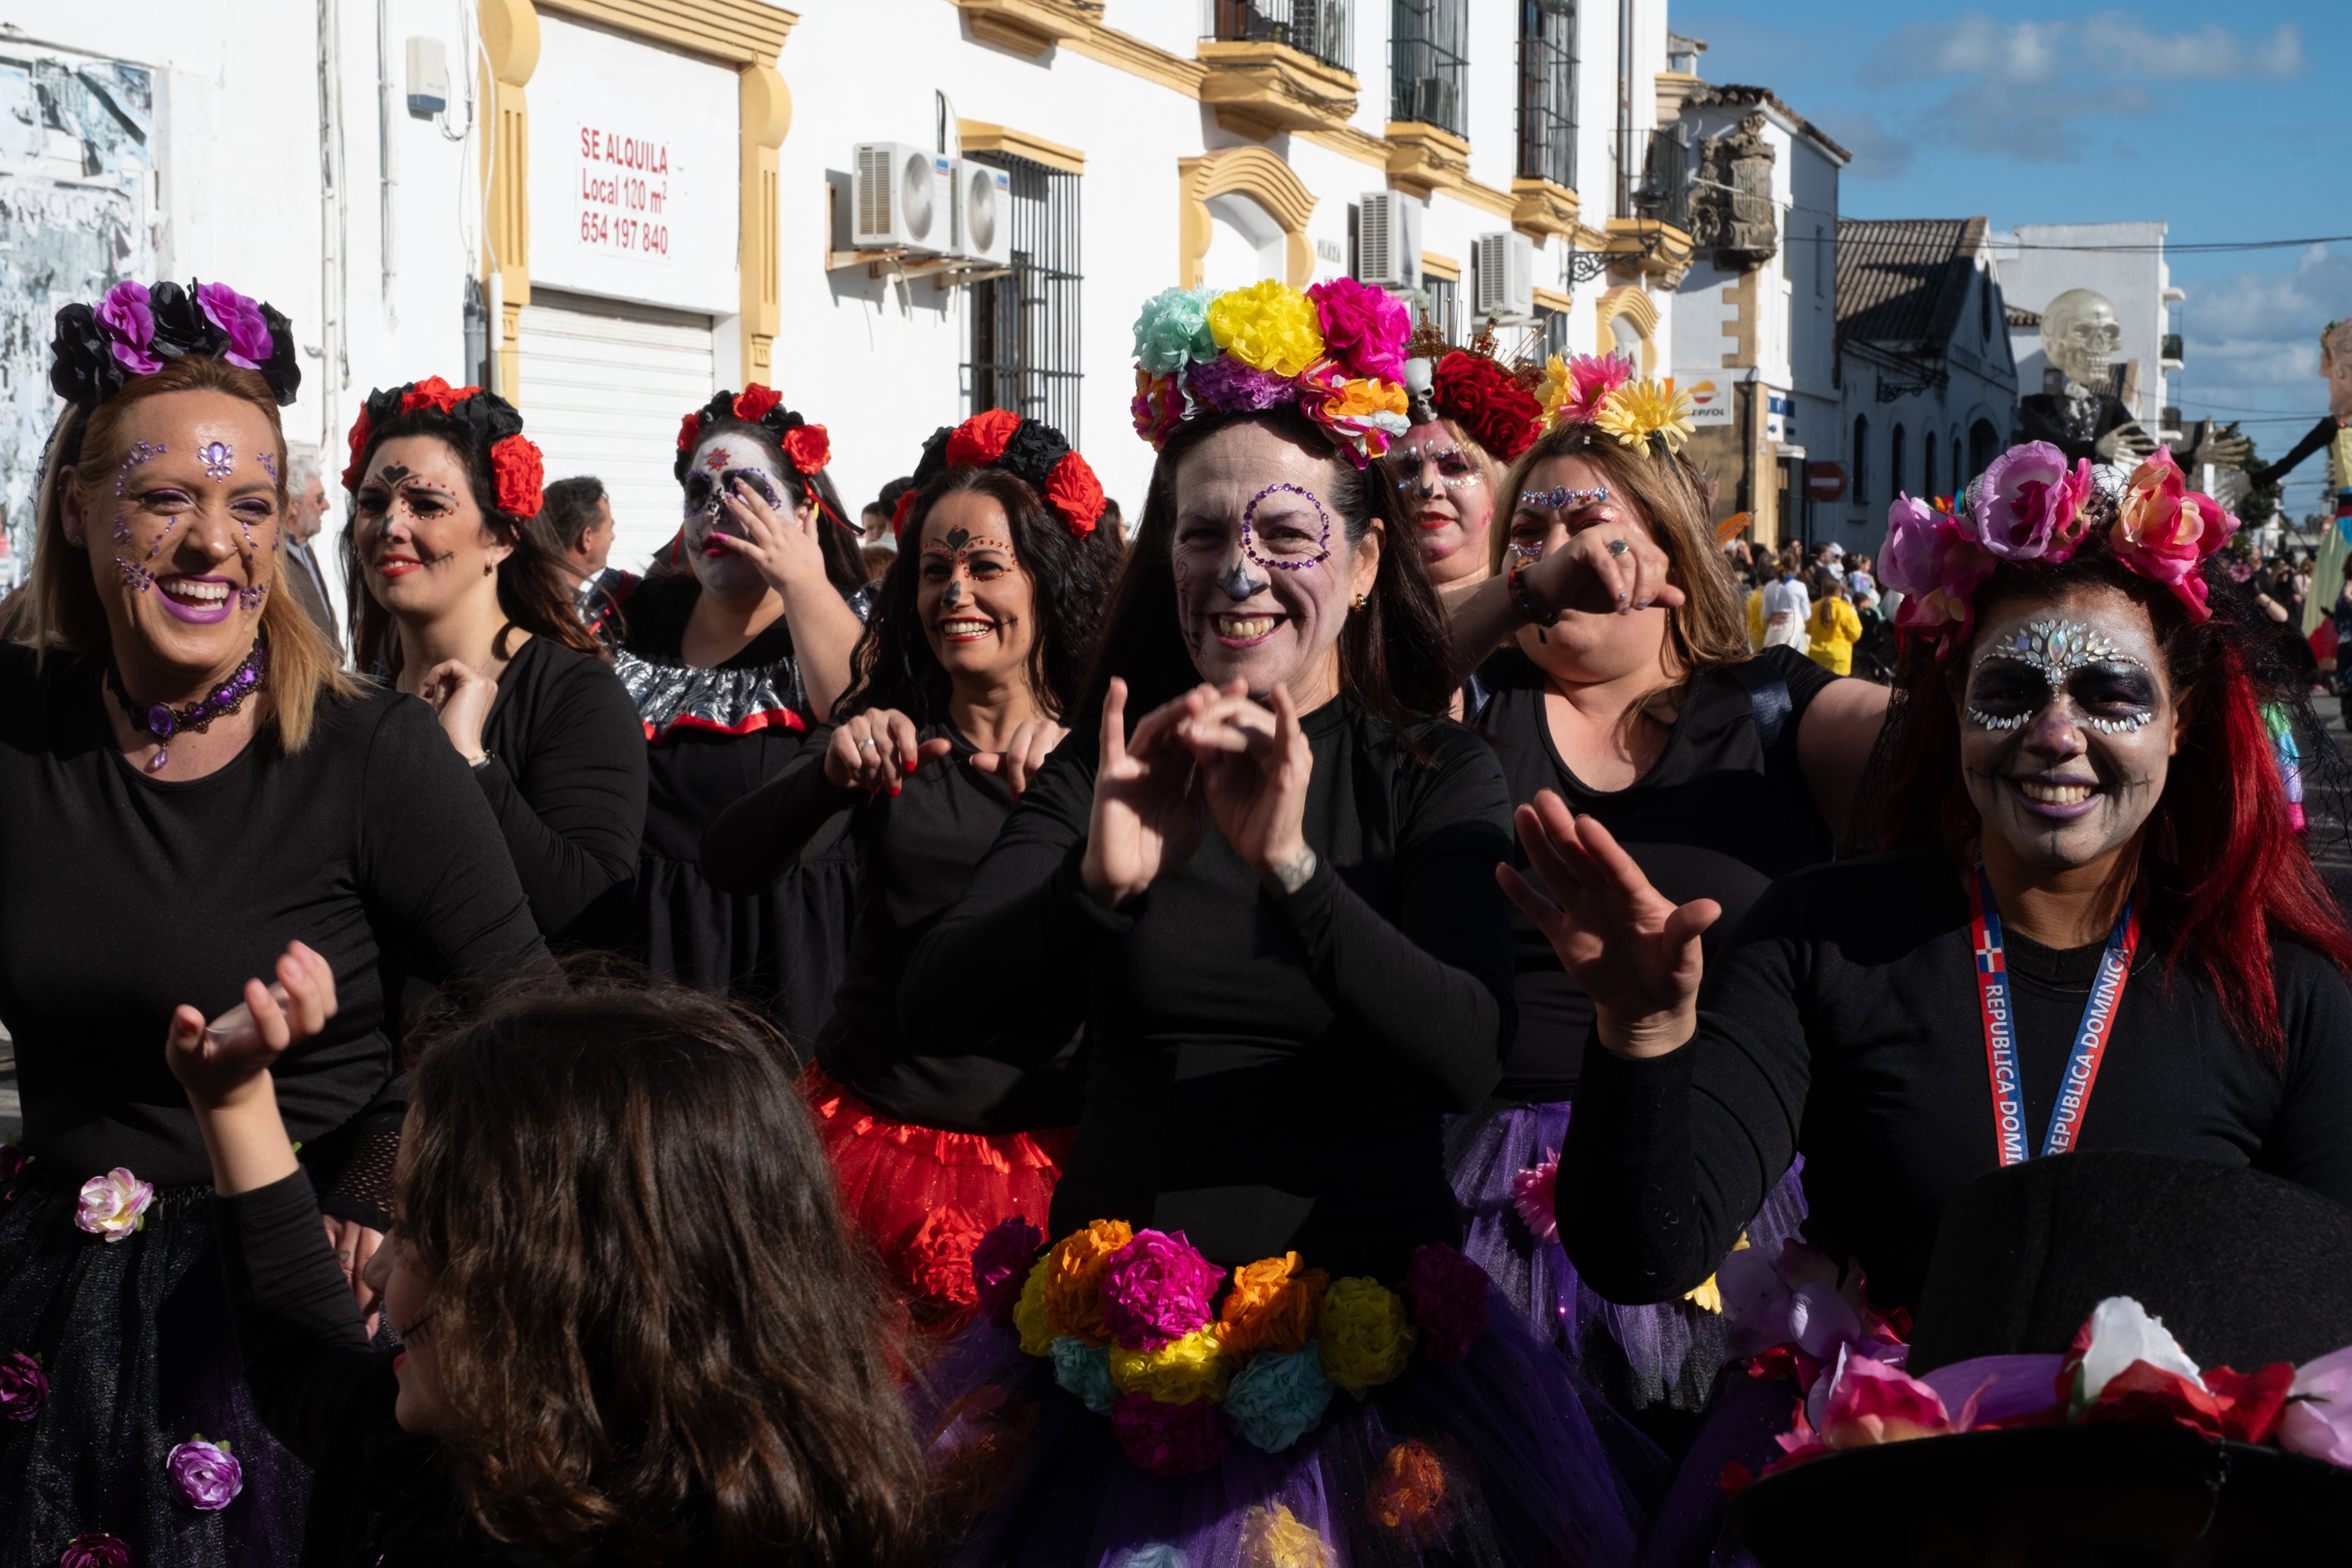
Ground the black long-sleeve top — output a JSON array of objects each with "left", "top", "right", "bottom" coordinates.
[
  {"left": 0, "top": 646, "right": 548, "bottom": 1188},
  {"left": 215, "top": 1172, "right": 542, "bottom": 1566},
  {"left": 1562, "top": 847, "right": 2352, "bottom": 1314},
  {"left": 472, "top": 636, "right": 648, "bottom": 940},
  {"left": 701, "top": 717, "right": 1084, "bottom": 1132},
  {"left": 901, "top": 696, "right": 1517, "bottom": 1280}
]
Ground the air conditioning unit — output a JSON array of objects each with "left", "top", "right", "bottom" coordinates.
[
  {"left": 852, "top": 141, "right": 952, "bottom": 255},
  {"left": 1356, "top": 191, "right": 1423, "bottom": 293},
  {"left": 952, "top": 158, "right": 1011, "bottom": 266},
  {"left": 1472, "top": 231, "right": 1536, "bottom": 320}
]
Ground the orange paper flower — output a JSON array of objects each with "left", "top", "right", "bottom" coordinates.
[
  {"left": 1042, "top": 1219, "right": 1134, "bottom": 1347},
  {"left": 1368, "top": 1439, "right": 1454, "bottom": 1546},
  {"left": 1217, "top": 1253, "right": 1331, "bottom": 1355}
]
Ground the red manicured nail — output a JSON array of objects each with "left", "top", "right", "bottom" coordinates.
[{"left": 903, "top": 757, "right": 918, "bottom": 773}]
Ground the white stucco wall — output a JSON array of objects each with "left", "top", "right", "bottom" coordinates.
[{"left": 1989, "top": 222, "right": 2174, "bottom": 428}]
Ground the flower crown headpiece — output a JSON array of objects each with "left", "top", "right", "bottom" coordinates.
[
  {"left": 343, "top": 377, "right": 545, "bottom": 521},
  {"left": 674, "top": 385, "right": 853, "bottom": 528},
  {"left": 895, "top": 407, "right": 1108, "bottom": 540},
  {"left": 1877, "top": 441, "right": 2240, "bottom": 654},
  {"left": 1399, "top": 321, "right": 1547, "bottom": 463},
  {"left": 1130, "top": 279, "right": 1414, "bottom": 466},
  {"left": 1533, "top": 349, "right": 1697, "bottom": 458},
  {"left": 51, "top": 279, "right": 301, "bottom": 411}
]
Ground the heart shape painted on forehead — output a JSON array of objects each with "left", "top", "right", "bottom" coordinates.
[{"left": 944, "top": 527, "right": 971, "bottom": 552}]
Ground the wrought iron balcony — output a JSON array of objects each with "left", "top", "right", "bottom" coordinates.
[{"left": 1202, "top": 0, "right": 1352, "bottom": 73}]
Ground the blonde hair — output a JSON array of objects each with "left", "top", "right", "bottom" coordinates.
[
  {"left": 1488, "top": 421, "right": 1751, "bottom": 713},
  {"left": 21, "top": 356, "right": 358, "bottom": 751}
]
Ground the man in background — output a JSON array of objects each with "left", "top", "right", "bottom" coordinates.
[
  {"left": 282, "top": 455, "right": 343, "bottom": 659},
  {"left": 533, "top": 475, "right": 636, "bottom": 638}
]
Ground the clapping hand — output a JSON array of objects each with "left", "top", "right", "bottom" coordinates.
[
  {"left": 971, "top": 718, "right": 1070, "bottom": 800},
  {"left": 1175, "top": 684, "right": 1317, "bottom": 894},
  {"left": 1081, "top": 678, "right": 1210, "bottom": 907},
  {"left": 1497, "top": 791, "right": 1718, "bottom": 1058},
  {"left": 824, "top": 708, "right": 953, "bottom": 795}
]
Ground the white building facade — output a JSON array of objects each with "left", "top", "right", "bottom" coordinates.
[
  {"left": 1, "top": 0, "right": 1705, "bottom": 594},
  {"left": 1988, "top": 220, "right": 2184, "bottom": 443}
]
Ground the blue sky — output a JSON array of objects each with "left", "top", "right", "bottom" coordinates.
[{"left": 1674, "top": 2, "right": 2347, "bottom": 519}]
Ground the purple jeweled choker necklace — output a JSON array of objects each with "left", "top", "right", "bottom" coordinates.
[{"left": 106, "top": 636, "right": 270, "bottom": 770}]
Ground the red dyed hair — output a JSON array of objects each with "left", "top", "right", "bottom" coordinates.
[{"left": 1882, "top": 550, "right": 2352, "bottom": 1068}]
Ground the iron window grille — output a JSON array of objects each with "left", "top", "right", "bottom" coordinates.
[
  {"left": 1537, "top": 307, "right": 1572, "bottom": 361},
  {"left": 965, "top": 153, "right": 1083, "bottom": 443},
  {"left": 1515, "top": 0, "right": 1575, "bottom": 189},
  {"left": 1424, "top": 276, "right": 1460, "bottom": 343},
  {"left": 1617, "top": 129, "right": 1689, "bottom": 231},
  {"left": 1391, "top": 0, "right": 1468, "bottom": 135},
  {"left": 1203, "top": 0, "right": 1353, "bottom": 72}
]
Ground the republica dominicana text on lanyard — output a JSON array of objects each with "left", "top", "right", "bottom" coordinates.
[{"left": 1968, "top": 861, "right": 2139, "bottom": 1166}]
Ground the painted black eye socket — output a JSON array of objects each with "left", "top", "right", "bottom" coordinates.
[{"left": 723, "top": 468, "right": 782, "bottom": 506}]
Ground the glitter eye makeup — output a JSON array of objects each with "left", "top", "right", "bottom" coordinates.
[
  {"left": 117, "top": 441, "right": 167, "bottom": 496},
  {"left": 1520, "top": 486, "right": 1609, "bottom": 512},
  {"left": 1391, "top": 444, "right": 1483, "bottom": 492},
  {"left": 198, "top": 441, "right": 234, "bottom": 481},
  {"left": 919, "top": 525, "right": 1018, "bottom": 570},
  {"left": 1965, "top": 619, "right": 2159, "bottom": 735},
  {"left": 1240, "top": 482, "right": 1332, "bottom": 572}
]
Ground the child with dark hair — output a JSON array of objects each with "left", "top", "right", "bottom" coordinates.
[
  {"left": 703, "top": 412, "right": 1119, "bottom": 1330},
  {"left": 168, "top": 948, "right": 934, "bottom": 1568}
]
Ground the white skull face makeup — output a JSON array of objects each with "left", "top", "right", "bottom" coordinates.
[
  {"left": 72, "top": 390, "right": 283, "bottom": 687},
  {"left": 1168, "top": 421, "right": 1379, "bottom": 707},
  {"left": 681, "top": 430, "right": 793, "bottom": 599},
  {"left": 1388, "top": 418, "right": 1493, "bottom": 586},
  {"left": 917, "top": 489, "right": 1036, "bottom": 682},
  {"left": 1960, "top": 583, "right": 2179, "bottom": 874}
]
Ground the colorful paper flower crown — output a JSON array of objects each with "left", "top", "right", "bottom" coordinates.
[
  {"left": 1130, "top": 278, "right": 1415, "bottom": 466},
  {"left": 897, "top": 407, "right": 1108, "bottom": 540},
  {"left": 1877, "top": 441, "right": 2240, "bottom": 652},
  {"left": 1534, "top": 348, "right": 1697, "bottom": 457},
  {"left": 51, "top": 279, "right": 301, "bottom": 411},
  {"left": 963, "top": 1215, "right": 1491, "bottom": 1478},
  {"left": 343, "top": 377, "right": 545, "bottom": 521}
]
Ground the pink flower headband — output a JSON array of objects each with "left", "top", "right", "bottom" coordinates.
[{"left": 1877, "top": 441, "right": 2239, "bottom": 652}]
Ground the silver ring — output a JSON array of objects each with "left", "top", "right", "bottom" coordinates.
[
  {"left": 856, "top": 738, "right": 879, "bottom": 749},
  {"left": 1605, "top": 538, "right": 1631, "bottom": 558}
]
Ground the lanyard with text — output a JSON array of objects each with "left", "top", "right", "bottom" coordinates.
[{"left": 1967, "top": 861, "right": 2139, "bottom": 1166}]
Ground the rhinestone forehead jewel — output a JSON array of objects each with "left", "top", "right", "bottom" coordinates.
[
  {"left": 1520, "top": 486, "right": 1609, "bottom": 511},
  {"left": 1977, "top": 619, "right": 2142, "bottom": 680}
]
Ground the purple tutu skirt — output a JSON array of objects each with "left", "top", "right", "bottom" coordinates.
[
  {"left": 1446, "top": 1101, "right": 1809, "bottom": 1415},
  {"left": 913, "top": 1283, "right": 1650, "bottom": 1567}
]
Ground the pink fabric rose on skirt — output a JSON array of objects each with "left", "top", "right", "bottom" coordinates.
[{"left": 167, "top": 1436, "right": 245, "bottom": 1511}]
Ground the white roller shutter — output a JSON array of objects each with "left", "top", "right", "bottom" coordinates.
[{"left": 516, "top": 289, "right": 716, "bottom": 572}]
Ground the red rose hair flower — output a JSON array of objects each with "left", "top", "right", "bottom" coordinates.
[
  {"left": 400, "top": 375, "right": 481, "bottom": 416},
  {"left": 490, "top": 434, "right": 544, "bottom": 519},
  {"left": 1433, "top": 352, "right": 1542, "bottom": 461},
  {"left": 676, "top": 411, "right": 704, "bottom": 453},
  {"left": 733, "top": 383, "right": 784, "bottom": 423},
  {"left": 1043, "top": 451, "right": 1108, "bottom": 538},
  {"left": 947, "top": 407, "right": 1021, "bottom": 467},
  {"left": 778, "top": 423, "right": 831, "bottom": 477},
  {"left": 340, "top": 407, "right": 373, "bottom": 493}
]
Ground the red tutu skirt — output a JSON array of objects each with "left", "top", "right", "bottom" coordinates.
[{"left": 806, "top": 1065, "right": 1074, "bottom": 1332}]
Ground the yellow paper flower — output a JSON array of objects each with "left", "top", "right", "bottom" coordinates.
[
  {"left": 1012, "top": 1257, "right": 1057, "bottom": 1356},
  {"left": 1682, "top": 1231, "right": 1751, "bottom": 1315},
  {"left": 1537, "top": 353, "right": 1574, "bottom": 418},
  {"left": 1108, "top": 1326, "right": 1235, "bottom": 1404},
  {"left": 1315, "top": 1277, "right": 1418, "bottom": 1397},
  {"left": 1041, "top": 1218, "right": 1132, "bottom": 1347},
  {"left": 1594, "top": 377, "right": 1697, "bottom": 455},
  {"left": 1207, "top": 280, "right": 1326, "bottom": 378},
  {"left": 1240, "top": 1502, "right": 1332, "bottom": 1568}
]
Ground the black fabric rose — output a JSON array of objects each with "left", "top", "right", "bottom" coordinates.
[
  {"left": 998, "top": 416, "right": 1072, "bottom": 494},
  {"left": 49, "top": 303, "right": 120, "bottom": 408},
  {"left": 910, "top": 425, "right": 957, "bottom": 489},
  {"left": 146, "top": 280, "right": 223, "bottom": 358},
  {"left": 257, "top": 303, "right": 302, "bottom": 407}
]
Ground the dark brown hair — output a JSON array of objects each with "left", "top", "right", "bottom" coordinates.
[
  {"left": 401, "top": 967, "right": 933, "bottom": 1566},
  {"left": 22, "top": 353, "right": 355, "bottom": 749},
  {"left": 534, "top": 475, "right": 608, "bottom": 554},
  {"left": 840, "top": 465, "right": 1121, "bottom": 724},
  {"left": 343, "top": 408, "right": 606, "bottom": 674},
  {"left": 1077, "top": 406, "right": 1454, "bottom": 730}
]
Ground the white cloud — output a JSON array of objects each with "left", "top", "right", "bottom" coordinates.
[
  {"left": 1815, "top": 111, "right": 1916, "bottom": 180},
  {"left": 1869, "top": 12, "right": 2301, "bottom": 85}
]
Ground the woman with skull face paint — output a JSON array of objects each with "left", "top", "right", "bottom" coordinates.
[
  {"left": 343, "top": 378, "right": 648, "bottom": 944},
  {"left": 584, "top": 387, "right": 873, "bottom": 1042},
  {"left": 1521, "top": 443, "right": 2352, "bottom": 1328},
  {"left": 1383, "top": 326, "right": 1540, "bottom": 596},
  {"left": 898, "top": 282, "right": 1650, "bottom": 1568},
  {"left": 701, "top": 411, "right": 1120, "bottom": 1331},
  {"left": 0, "top": 285, "right": 548, "bottom": 1563}
]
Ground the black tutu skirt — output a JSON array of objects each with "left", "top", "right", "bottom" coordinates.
[{"left": 0, "top": 1178, "right": 309, "bottom": 1568}]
